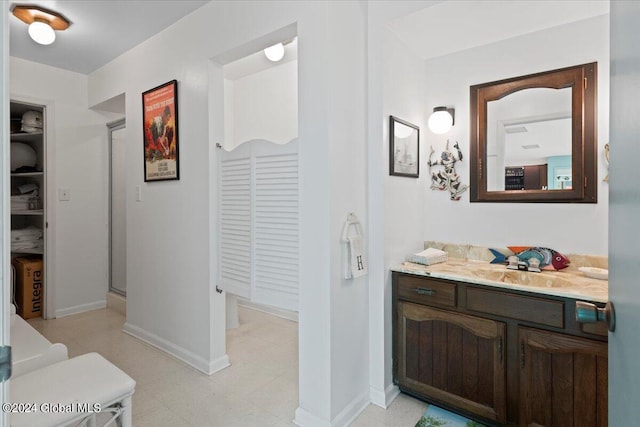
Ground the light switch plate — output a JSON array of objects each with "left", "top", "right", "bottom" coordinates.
[
  {"left": 136, "top": 185, "right": 142, "bottom": 202},
  {"left": 58, "top": 188, "right": 70, "bottom": 201}
]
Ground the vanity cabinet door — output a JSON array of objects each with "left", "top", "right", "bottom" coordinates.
[
  {"left": 519, "top": 327, "right": 607, "bottom": 427},
  {"left": 397, "top": 302, "right": 507, "bottom": 424}
]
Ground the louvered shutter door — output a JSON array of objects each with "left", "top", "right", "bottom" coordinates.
[
  {"left": 219, "top": 156, "right": 252, "bottom": 299},
  {"left": 253, "top": 151, "right": 299, "bottom": 311},
  {"left": 218, "top": 140, "right": 299, "bottom": 311}
]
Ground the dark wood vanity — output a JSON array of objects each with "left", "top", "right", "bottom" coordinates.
[{"left": 392, "top": 271, "right": 608, "bottom": 427}]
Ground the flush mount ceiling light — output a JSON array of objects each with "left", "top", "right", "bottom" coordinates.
[
  {"left": 263, "top": 38, "right": 296, "bottom": 62},
  {"left": 264, "top": 43, "right": 285, "bottom": 62},
  {"left": 505, "top": 125, "right": 528, "bottom": 134},
  {"left": 428, "top": 106, "right": 455, "bottom": 134},
  {"left": 11, "top": 4, "right": 71, "bottom": 45}
]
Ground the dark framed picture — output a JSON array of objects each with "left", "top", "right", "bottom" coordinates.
[
  {"left": 142, "top": 80, "right": 179, "bottom": 181},
  {"left": 389, "top": 115, "right": 419, "bottom": 177}
]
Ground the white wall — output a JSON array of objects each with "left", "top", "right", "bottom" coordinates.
[
  {"left": 383, "top": 28, "right": 427, "bottom": 292},
  {"left": 365, "top": 0, "right": 441, "bottom": 408},
  {"left": 225, "top": 60, "right": 298, "bottom": 150},
  {"left": 327, "top": 2, "right": 369, "bottom": 421},
  {"left": 422, "top": 15, "right": 610, "bottom": 255},
  {"left": 10, "top": 57, "right": 119, "bottom": 317},
  {"left": 91, "top": 9, "right": 223, "bottom": 374},
  {"left": 88, "top": 1, "right": 369, "bottom": 425},
  {"left": 382, "top": 26, "right": 427, "bottom": 391}
]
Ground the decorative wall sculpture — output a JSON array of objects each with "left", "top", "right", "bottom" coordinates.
[{"left": 427, "top": 140, "right": 468, "bottom": 201}]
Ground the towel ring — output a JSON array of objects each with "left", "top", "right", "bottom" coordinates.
[{"left": 341, "top": 212, "right": 363, "bottom": 242}]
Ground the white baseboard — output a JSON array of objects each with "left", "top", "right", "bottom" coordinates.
[
  {"left": 331, "top": 391, "right": 370, "bottom": 427},
  {"left": 122, "top": 322, "right": 230, "bottom": 375},
  {"left": 293, "top": 391, "right": 370, "bottom": 427},
  {"left": 55, "top": 300, "right": 106, "bottom": 318},
  {"left": 237, "top": 297, "right": 298, "bottom": 322},
  {"left": 293, "top": 408, "right": 331, "bottom": 427},
  {"left": 208, "top": 353, "right": 231, "bottom": 375},
  {"left": 370, "top": 384, "right": 400, "bottom": 409}
]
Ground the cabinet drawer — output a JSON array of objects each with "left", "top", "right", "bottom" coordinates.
[
  {"left": 581, "top": 322, "right": 609, "bottom": 337},
  {"left": 397, "top": 275, "right": 456, "bottom": 308},
  {"left": 466, "top": 288, "right": 564, "bottom": 328}
]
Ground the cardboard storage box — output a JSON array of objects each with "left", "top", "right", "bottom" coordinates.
[{"left": 12, "top": 256, "right": 44, "bottom": 319}]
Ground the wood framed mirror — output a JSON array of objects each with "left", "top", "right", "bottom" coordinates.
[{"left": 470, "top": 62, "right": 597, "bottom": 203}]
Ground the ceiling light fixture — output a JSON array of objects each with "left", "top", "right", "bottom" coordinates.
[
  {"left": 11, "top": 4, "right": 71, "bottom": 46},
  {"left": 264, "top": 43, "right": 285, "bottom": 62},
  {"left": 28, "top": 20, "right": 56, "bottom": 45},
  {"left": 428, "top": 106, "right": 455, "bottom": 134},
  {"left": 505, "top": 125, "right": 528, "bottom": 134}
]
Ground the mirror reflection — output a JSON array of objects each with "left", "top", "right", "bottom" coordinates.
[
  {"left": 389, "top": 116, "right": 420, "bottom": 177},
  {"left": 486, "top": 87, "right": 572, "bottom": 191},
  {"left": 470, "top": 62, "right": 597, "bottom": 203},
  {"left": 393, "top": 123, "right": 418, "bottom": 173}
]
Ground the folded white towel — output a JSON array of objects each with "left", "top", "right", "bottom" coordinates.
[
  {"left": 11, "top": 240, "right": 43, "bottom": 252},
  {"left": 410, "top": 248, "right": 448, "bottom": 266},
  {"left": 348, "top": 235, "right": 368, "bottom": 278},
  {"left": 11, "top": 227, "right": 43, "bottom": 242},
  {"left": 11, "top": 194, "right": 32, "bottom": 208}
]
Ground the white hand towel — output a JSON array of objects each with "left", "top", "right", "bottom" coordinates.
[
  {"left": 348, "top": 235, "right": 368, "bottom": 278},
  {"left": 410, "top": 248, "right": 448, "bottom": 266}
]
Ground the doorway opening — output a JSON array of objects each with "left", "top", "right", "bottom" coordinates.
[
  {"left": 220, "top": 35, "right": 298, "bottom": 320},
  {"left": 212, "top": 25, "right": 300, "bottom": 422}
]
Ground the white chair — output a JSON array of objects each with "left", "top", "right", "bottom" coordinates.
[
  {"left": 10, "top": 304, "right": 68, "bottom": 378},
  {"left": 10, "top": 352, "right": 136, "bottom": 427}
]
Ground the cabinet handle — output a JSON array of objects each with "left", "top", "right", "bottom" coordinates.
[
  {"left": 521, "top": 342, "right": 525, "bottom": 368},
  {"left": 414, "top": 287, "right": 435, "bottom": 296},
  {"left": 498, "top": 337, "right": 503, "bottom": 364}
]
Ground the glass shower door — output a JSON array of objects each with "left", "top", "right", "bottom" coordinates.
[{"left": 109, "top": 122, "right": 126, "bottom": 295}]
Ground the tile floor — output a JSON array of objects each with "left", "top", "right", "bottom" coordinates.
[{"left": 27, "top": 306, "right": 427, "bottom": 426}]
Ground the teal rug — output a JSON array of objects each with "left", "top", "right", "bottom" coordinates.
[{"left": 415, "top": 405, "right": 487, "bottom": 427}]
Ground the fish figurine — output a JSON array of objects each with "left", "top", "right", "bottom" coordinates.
[{"left": 489, "top": 247, "right": 570, "bottom": 271}]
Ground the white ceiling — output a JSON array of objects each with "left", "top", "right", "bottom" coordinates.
[
  {"left": 387, "top": 0, "right": 610, "bottom": 61},
  {"left": 8, "top": 0, "right": 211, "bottom": 74},
  {"left": 8, "top": 1, "right": 610, "bottom": 76},
  {"left": 505, "top": 118, "right": 572, "bottom": 164}
]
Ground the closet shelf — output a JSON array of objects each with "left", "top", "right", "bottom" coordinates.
[
  {"left": 11, "top": 210, "right": 44, "bottom": 216},
  {"left": 11, "top": 99, "right": 48, "bottom": 320},
  {"left": 11, "top": 249, "right": 44, "bottom": 255},
  {"left": 11, "top": 172, "right": 44, "bottom": 177},
  {"left": 10, "top": 132, "right": 43, "bottom": 142}
]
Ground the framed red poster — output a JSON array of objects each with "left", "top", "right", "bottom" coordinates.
[{"left": 142, "top": 80, "right": 179, "bottom": 181}]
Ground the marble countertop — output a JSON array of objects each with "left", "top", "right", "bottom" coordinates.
[{"left": 392, "top": 258, "right": 608, "bottom": 303}]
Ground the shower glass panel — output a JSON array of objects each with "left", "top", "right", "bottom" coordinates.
[{"left": 109, "top": 122, "right": 126, "bottom": 295}]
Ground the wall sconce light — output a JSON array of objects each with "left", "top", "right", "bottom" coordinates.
[
  {"left": 428, "top": 106, "right": 455, "bottom": 134},
  {"left": 11, "top": 4, "right": 71, "bottom": 46}
]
